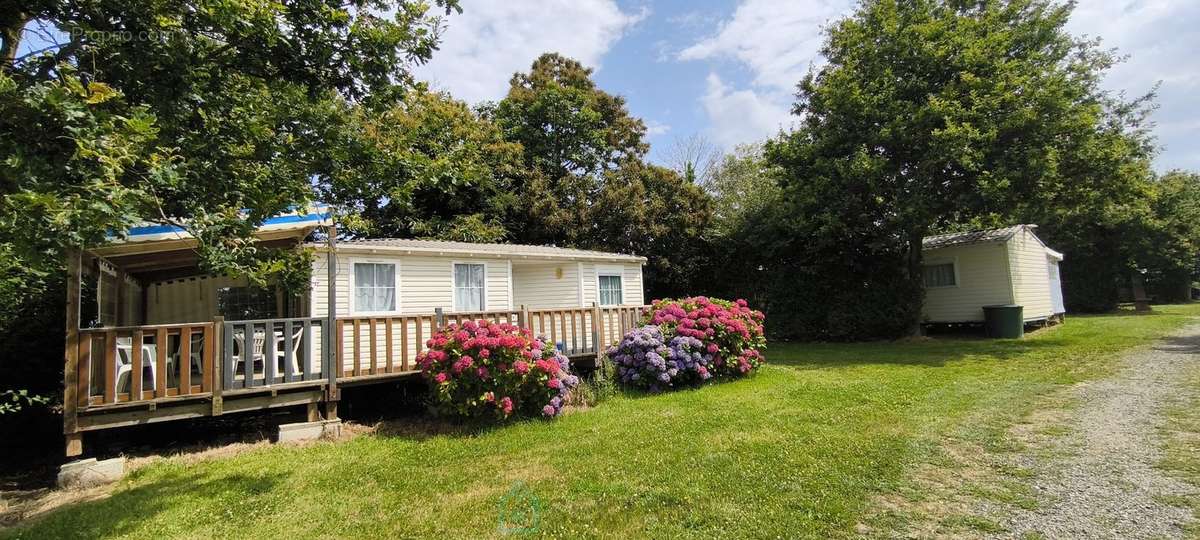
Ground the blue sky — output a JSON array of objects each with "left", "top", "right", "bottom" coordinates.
[{"left": 417, "top": 0, "right": 1200, "bottom": 172}]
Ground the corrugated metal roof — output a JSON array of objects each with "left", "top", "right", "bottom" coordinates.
[
  {"left": 922, "top": 224, "right": 1030, "bottom": 250},
  {"left": 314, "top": 238, "right": 647, "bottom": 262}
]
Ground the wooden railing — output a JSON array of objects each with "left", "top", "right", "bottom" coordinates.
[
  {"left": 525, "top": 305, "right": 648, "bottom": 356},
  {"left": 597, "top": 305, "right": 647, "bottom": 350},
  {"left": 221, "top": 317, "right": 329, "bottom": 390},
  {"left": 333, "top": 314, "right": 439, "bottom": 378},
  {"left": 525, "top": 308, "right": 596, "bottom": 356},
  {"left": 441, "top": 309, "right": 520, "bottom": 326},
  {"left": 76, "top": 322, "right": 215, "bottom": 406},
  {"left": 70, "top": 305, "right": 650, "bottom": 409}
]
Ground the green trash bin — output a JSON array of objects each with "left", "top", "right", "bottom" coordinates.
[{"left": 982, "top": 305, "right": 1024, "bottom": 338}]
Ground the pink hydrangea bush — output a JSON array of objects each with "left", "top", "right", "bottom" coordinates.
[
  {"left": 417, "top": 319, "right": 579, "bottom": 419},
  {"left": 643, "top": 296, "right": 767, "bottom": 378}
]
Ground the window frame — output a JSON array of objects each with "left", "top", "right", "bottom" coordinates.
[
  {"left": 451, "top": 261, "right": 488, "bottom": 312},
  {"left": 217, "top": 284, "right": 279, "bottom": 321},
  {"left": 349, "top": 259, "right": 400, "bottom": 315},
  {"left": 596, "top": 266, "right": 625, "bottom": 306},
  {"left": 921, "top": 258, "right": 960, "bottom": 289}
]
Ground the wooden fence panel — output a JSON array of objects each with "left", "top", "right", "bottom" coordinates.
[{"left": 78, "top": 322, "right": 217, "bottom": 407}]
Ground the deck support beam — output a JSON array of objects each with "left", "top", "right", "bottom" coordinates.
[
  {"left": 323, "top": 223, "right": 340, "bottom": 412},
  {"left": 64, "top": 248, "right": 83, "bottom": 457}
]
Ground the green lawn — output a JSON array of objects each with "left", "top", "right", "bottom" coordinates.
[{"left": 7, "top": 305, "right": 1200, "bottom": 539}]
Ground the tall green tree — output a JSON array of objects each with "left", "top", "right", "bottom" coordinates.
[
  {"left": 768, "top": 0, "right": 1156, "bottom": 334},
  {"left": 591, "top": 160, "right": 713, "bottom": 297},
  {"left": 494, "top": 53, "right": 711, "bottom": 297},
  {"left": 494, "top": 53, "right": 649, "bottom": 247},
  {"left": 0, "top": 0, "right": 458, "bottom": 428},
  {"left": 326, "top": 90, "right": 525, "bottom": 243},
  {"left": 1144, "top": 171, "right": 1200, "bottom": 301},
  {"left": 0, "top": 0, "right": 460, "bottom": 313}
]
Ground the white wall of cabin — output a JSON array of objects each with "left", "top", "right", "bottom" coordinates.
[
  {"left": 314, "top": 253, "right": 646, "bottom": 315},
  {"left": 310, "top": 252, "right": 515, "bottom": 317},
  {"left": 1007, "top": 228, "right": 1055, "bottom": 320},
  {"left": 512, "top": 261, "right": 581, "bottom": 308},
  {"left": 309, "top": 250, "right": 643, "bottom": 373},
  {"left": 921, "top": 242, "right": 1015, "bottom": 323}
]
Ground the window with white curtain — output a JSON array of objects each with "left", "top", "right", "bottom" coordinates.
[
  {"left": 454, "top": 263, "right": 485, "bottom": 311},
  {"left": 598, "top": 274, "right": 623, "bottom": 305},
  {"left": 353, "top": 263, "right": 396, "bottom": 313},
  {"left": 922, "top": 262, "right": 957, "bottom": 288}
]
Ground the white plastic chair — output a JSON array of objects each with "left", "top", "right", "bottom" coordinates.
[
  {"left": 115, "top": 338, "right": 156, "bottom": 393},
  {"left": 231, "top": 329, "right": 267, "bottom": 379},
  {"left": 169, "top": 332, "right": 205, "bottom": 388},
  {"left": 274, "top": 328, "right": 305, "bottom": 377}
]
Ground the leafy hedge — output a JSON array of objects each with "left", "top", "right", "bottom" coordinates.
[{"left": 418, "top": 320, "right": 579, "bottom": 419}]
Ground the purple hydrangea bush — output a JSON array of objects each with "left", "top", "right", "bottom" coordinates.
[{"left": 607, "top": 326, "right": 713, "bottom": 391}]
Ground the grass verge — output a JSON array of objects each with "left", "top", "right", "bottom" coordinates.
[{"left": 4, "top": 305, "right": 1199, "bottom": 539}]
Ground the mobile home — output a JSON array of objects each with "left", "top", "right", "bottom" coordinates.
[
  {"left": 921, "top": 224, "right": 1066, "bottom": 325},
  {"left": 61, "top": 208, "right": 648, "bottom": 456}
]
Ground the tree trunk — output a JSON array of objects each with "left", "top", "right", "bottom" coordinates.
[
  {"left": 1130, "top": 271, "right": 1152, "bottom": 312},
  {"left": 906, "top": 228, "right": 926, "bottom": 336},
  {"left": 0, "top": 13, "right": 28, "bottom": 72}
]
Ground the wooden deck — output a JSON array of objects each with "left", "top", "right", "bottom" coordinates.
[{"left": 63, "top": 302, "right": 647, "bottom": 455}]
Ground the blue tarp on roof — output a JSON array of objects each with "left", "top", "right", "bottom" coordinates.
[{"left": 123, "top": 206, "right": 330, "bottom": 238}]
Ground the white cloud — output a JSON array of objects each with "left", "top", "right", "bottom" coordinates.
[
  {"left": 645, "top": 119, "right": 671, "bottom": 136},
  {"left": 416, "top": 1, "right": 647, "bottom": 104},
  {"left": 678, "top": 1, "right": 854, "bottom": 149},
  {"left": 680, "top": 0, "right": 853, "bottom": 92},
  {"left": 684, "top": 0, "right": 1200, "bottom": 171},
  {"left": 698, "top": 74, "right": 792, "bottom": 149},
  {"left": 1065, "top": 0, "right": 1200, "bottom": 171}
]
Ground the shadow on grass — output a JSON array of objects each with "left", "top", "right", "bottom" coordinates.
[
  {"left": 372, "top": 415, "right": 509, "bottom": 441},
  {"left": 768, "top": 335, "right": 1067, "bottom": 370},
  {"left": 1, "top": 470, "right": 284, "bottom": 539},
  {"left": 1152, "top": 332, "right": 1200, "bottom": 355}
]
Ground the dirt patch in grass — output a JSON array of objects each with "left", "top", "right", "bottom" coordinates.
[
  {"left": 858, "top": 436, "right": 1028, "bottom": 539},
  {"left": 0, "top": 419, "right": 379, "bottom": 530}
]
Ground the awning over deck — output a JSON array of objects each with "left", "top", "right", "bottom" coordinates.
[{"left": 88, "top": 206, "right": 330, "bottom": 280}]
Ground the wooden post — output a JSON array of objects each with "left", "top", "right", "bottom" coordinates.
[
  {"left": 211, "top": 316, "right": 224, "bottom": 415},
  {"left": 1132, "top": 272, "right": 1152, "bottom": 312},
  {"left": 114, "top": 268, "right": 126, "bottom": 326},
  {"left": 518, "top": 304, "right": 529, "bottom": 328},
  {"left": 591, "top": 302, "right": 602, "bottom": 358},
  {"left": 324, "top": 223, "right": 339, "bottom": 419},
  {"left": 434, "top": 307, "right": 444, "bottom": 329},
  {"left": 64, "top": 249, "right": 83, "bottom": 457}
]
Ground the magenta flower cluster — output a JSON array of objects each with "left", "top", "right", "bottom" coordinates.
[
  {"left": 646, "top": 296, "right": 766, "bottom": 377},
  {"left": 607, "top": 297, "right": 766, "bottom": 391},
  {"left": 418, "top": 319, "right": 579, "bottom": 420}
]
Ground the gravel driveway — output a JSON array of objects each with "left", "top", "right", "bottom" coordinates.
[{"left": 993, "top": 323, "right": 1200, "bottom": 539}]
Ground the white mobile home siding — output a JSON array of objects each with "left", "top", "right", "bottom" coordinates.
[
  {"left": 1007, "top": 228, "right": 1054, "bottom": 320},
  {"left": 922, "top": 242, "right": 1014, "bottom": 323},
  {"left": 581, "top": 263, "right": 645, "bottom": 307},
  {"left": 310, "top": 252, "right": 514, "bottom": 373},
  {"left": 310, "top": 253, "right": 513, "bottom": 317},
  {"left": 512, "top": 262, "right": 581, "bottom": 308}
]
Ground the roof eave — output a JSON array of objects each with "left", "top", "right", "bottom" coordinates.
[{"left": 308, "top": 242, "right": 647, "bottom": 263}]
